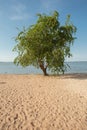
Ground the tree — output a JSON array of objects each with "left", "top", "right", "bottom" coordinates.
[{"left": 13, "top": 11, "right": 76, "bottom": 75}]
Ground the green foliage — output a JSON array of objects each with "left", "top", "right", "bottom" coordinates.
[{"left": 13, "top": 11, "right": 76, "bottom": 75}]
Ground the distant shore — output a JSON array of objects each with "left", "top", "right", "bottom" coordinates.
[{"left": 0, "top": 74, "right": 87, "bottom": 130}]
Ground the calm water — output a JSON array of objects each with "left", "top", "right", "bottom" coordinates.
[{"left": 0, "top": 61, "right": 87, "bottom": 74}]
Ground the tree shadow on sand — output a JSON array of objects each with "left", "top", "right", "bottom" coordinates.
[{"left": 51, "top": 73, "right": 87, "bottom": 80}]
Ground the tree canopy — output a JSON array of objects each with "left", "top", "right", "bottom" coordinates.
[{"left": 13, "top": 11, "right": 76, "bottom": 75}]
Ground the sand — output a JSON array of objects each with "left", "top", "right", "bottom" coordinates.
[{"left": 0, "top": 74, "right": 87, "bottom": 130}]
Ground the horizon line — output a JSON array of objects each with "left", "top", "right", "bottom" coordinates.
[{"left": 0, "top": 60, "right": 87, "bottom": 63}]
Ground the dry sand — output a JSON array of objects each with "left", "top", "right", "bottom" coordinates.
[{"left": 0, "top": 74, "right": 87, "bottom": 130}]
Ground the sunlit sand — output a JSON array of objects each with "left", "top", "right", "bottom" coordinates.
[{"left": 0, "top": 74, "right": 87, "bottom": 130}]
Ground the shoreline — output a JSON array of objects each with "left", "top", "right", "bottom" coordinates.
[{"left": 0, "top": 72, "right": 87, "bottom": 78}]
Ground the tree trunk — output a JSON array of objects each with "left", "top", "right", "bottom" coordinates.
[{"left": 39, "top": 63, "right": 48, "bottom": 76}]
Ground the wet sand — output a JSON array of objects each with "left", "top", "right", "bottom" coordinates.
[{"left": 0, "top": 74, "right": 87, "bottom": 130}]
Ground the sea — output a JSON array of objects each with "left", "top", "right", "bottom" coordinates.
[{"left": 0, "top": 61, "right": 87, "bottom": 74}]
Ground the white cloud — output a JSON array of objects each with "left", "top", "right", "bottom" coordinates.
[
  {"left": 40, "top": 0, "right": 60, "bottom": 11},
  {"left": 12, "top": 3, "right": 26, "bottom": 14},
  {"left": 10, "top": 14, "right": 29, "bottom": 20},
  {"left": 10, "top": 2, "right": 29, "bottom": 20},
  {"left": 0, "top": 10, "right": 3, "bottom": 17}
]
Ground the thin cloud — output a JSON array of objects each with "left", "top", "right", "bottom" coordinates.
[
  {"left": 40, "top": 0, "right": 60, "bottom": 11},
  {"left": 10, "top": 14, "right": 29, "bottom": 20},
  {"left": 0, "top": 12, "right": 2, "bottom": 16},
  {"left": 10, "top": 2, "right": 29, "bottom": 20},
  {"left": 12, "top": 3, "right": 26, "bottom": 14}
]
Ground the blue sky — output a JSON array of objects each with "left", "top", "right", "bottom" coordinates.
[{"left": 0, "top": 0, "right": 87, "bottom": 62}]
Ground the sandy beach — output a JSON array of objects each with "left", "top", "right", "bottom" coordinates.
[{"left": 0, "top": 74, "right": 87, "bottom": 130}]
